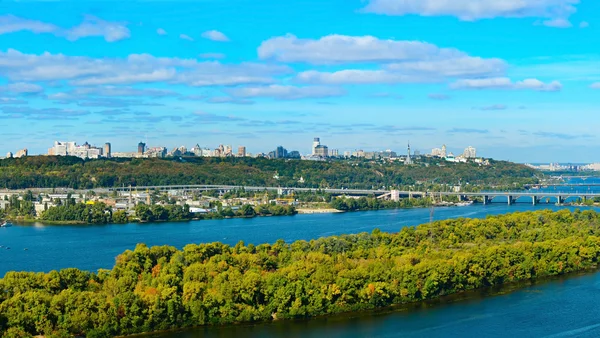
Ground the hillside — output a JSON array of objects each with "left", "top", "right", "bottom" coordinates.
[{"left": 0, "top": 156, "right": 539, "bottom": 190}]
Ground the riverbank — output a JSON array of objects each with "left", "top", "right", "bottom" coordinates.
[{"left": 2, "top": 209, "right": 599, "bottom": 337}]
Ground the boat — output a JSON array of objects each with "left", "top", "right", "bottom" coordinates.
[
  {"left": 455, "top": 201, "right": 474, "bottom": 207},
  {"left": 0, "top": 220, "right": 12, "bottom": 227}
]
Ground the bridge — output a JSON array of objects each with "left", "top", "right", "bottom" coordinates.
[{"left": 106, "top": 184, "right": 600, "bottom": 205}]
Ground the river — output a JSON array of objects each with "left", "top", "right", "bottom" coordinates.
[
  {"left": 2, "top": 192, "right": 600, "bottom": 337},
  {"left": 0, "top": 203, "right": 598, "bottom": 275}
]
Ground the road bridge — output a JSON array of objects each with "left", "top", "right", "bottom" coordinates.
[{"left": 106, "top": 184, "right": 600, "bottom": 205}]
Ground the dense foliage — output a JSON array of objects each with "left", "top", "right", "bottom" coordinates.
[
  {"left": 329, "top": 196, "right": 432, "bottom": 211},
  {"left": 1, "top": 210, "right": 599, "bottom": 337},
  {"left": 0, "top": 156, "right": 538, "bottom": 190},
  {"left": 40, "top": 202, "right": 114, "bottom": 224}
]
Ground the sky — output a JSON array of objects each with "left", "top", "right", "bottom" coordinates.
[{"left": 0, "top": 0, "right": 599, "bottom": 163}]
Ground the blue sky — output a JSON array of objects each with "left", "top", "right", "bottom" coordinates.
[{"left": 1, "top": 0, "right": 599, "bottom": 162}]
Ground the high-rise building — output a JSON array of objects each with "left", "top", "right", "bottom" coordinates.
[
  {"left": 224, "top": 145, "right": 232, "bottom": 156},
  {"left": 275, "top": 146, "right": 288, "bottom": 158},
  {"left": 15, "top": 149, "right": 28, "bottom": 158},
  {"left": 441, "top": 144, "right": 447, "bottom": 158},
  {"left": 463, "top": 146, "right": 477, "bottom": 159},
  {"left": 312, "top": 137, "right": 321, "bottom": 155},
  {"left": 6, "top": 152, "right": 13, "bottom": 158},
  {"left": 104, "top": 143, "right": 111, "bottom": 158},
  {"left": 138, "top": 142, "right": 146, "bottom": 155},
  {"left": 238, "top": 146, "right": 246, "bottom": 157},
  {"left": 314, "top": 145, "right": 328, "bottom": 157},
  {"left": 48, "top": 141, "right": 103, "bottom": 159}
]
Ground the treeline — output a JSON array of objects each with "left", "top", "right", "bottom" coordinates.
[
  {"left": 40, "top": 202, "right": 127, "bottom": 224},
  {"left": 329, "top": 196, "right": 432, "bottom": 211},
  {"left": 0, "top": 156, "right": 538, "bottom": 190},
  {"left": 2, "top": 210, "right": 600, "bottom": 337}
]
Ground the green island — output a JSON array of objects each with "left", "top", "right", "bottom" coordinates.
[{"left": 2, "top": 209, "right": 599, "bottom": 337}]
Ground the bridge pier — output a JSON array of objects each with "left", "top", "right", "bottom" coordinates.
[
  {"left": 483, "top": 195, "right": 489, "bottom": 205},
  {"left": 532, "top": 196, "right": 537, "bottom": 206},
  {"left": 557, "top": 196, "right": 563, "bottom": 205},
  {"left": 507, "top": 195, "right": 512, "bottom": 206}
]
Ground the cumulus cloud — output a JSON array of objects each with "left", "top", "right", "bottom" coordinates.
[
  {"left": 0, "top": 15, "right": 57, "bottom": 34},
  {"left": 227, "top": 85, "right": 346, "bottom": 100},
  {"left": 259, "top": 34, "right": 465, "bottom": 64},
  {"left": 1, "top": 106, "right": 90, "bottom": 120},
  {"left": 201, "top": 30, "right": 230, "bottom": 42},
  {"left": 362, "top": 0, "right": 580, "bottom": 27},
  {"left": 0, "top": 14, "right": 130, "bottom": 42},
  {"left": 156, "top": 28, "right": 167, "bottom": 35},
  {"left": 386, "top": 56, "right": 506, "bottom": 78},
  {"left": 450, "top": 77, "right": 562, "bottom": 91},
  {"left": 2, "top": 82, "right": 44, "bottom": 94},
  {"left": 296, "top": 70, "right": 425, "bottom": 84},
  {"left": 179, "top": 34, "right": 194, "bottom": 41},
  {"left": 590, "top": 82, "right": 600, "bottom": 89},
  {"left": 66, "top": 15, "right": 130, "bottom": 42},
  {"left": 0, "top": 49, "right": 291, "bottom": 87},
  {"left": 260, "top": 34, "right": 506, "bottom": 85}
]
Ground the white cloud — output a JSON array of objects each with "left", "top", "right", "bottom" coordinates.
[
  {"left": 580, "top": 21, "right": 590, "bottom": 28},
  {"left": 201, "top": 30, "right": 230, "bottom": 42},
  {"left": 0, "top": 15, "right": 58, "bottom": 34},
  {"left": 0, "top": 15, "right": 130, "bottom": 42},
  {"left": 362, "top": 0, "right": 580, "bottom": 27},
  {"left": 73, "top": 86, "right": 177, "bottom": 97},
  {"left": 0, "top": 49, "right": 291, "bottom": 87},
  {"left": 66, "top": 15, "right": 130, "bottom": 42},
  {"left": 259, "top": 34, "right": 464, "bottom": 64},
  {"left": 450, "top": 77, "right": 563, "bottom": 91},
  {"left": 227, "top": 85, "right": 346, "bottom": 100},
  {"left": 590, "top": 82, "right": 600, "bottom": 89},
  {"left": 296, "top": 69, "right": 425, "bottom": 84},
  {"left": 180, "top": 34, "right": 194, "bottom": 41},
  {"left": 386, "top": 56, "right": 506, "bottom": 78},
  {"left": 3, "top": 82, "right": 44, "bottom": 94},
  {"left": 540, "top": 18, "right": 572, "bottom": 28},
  {"left": 157, "top": 28, "right": 167, "bottom": 35}
]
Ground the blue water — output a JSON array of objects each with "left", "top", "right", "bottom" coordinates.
[
  {"left": 150, "top": 272, "right": 600, "bottom": 338},
  {"left": 0, "top": 204, "right": 598, "bottom": 276},
  {"left": 3, "top": 202, "right": 600, "bottom": 337}
]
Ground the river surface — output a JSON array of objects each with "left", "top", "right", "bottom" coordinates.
[
  {"left": 2, "top": 184, "right": 600, "bottom": 337},
  {"left": 0, "top": 203, "right": 598, "bottom": 275},
  {"left": 146, "top": 271, "right": 600, "bottom": 338}
]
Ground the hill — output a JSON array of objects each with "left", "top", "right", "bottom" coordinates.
[{"left": 0, "top": 156, "right": 539, "bottom": 190}]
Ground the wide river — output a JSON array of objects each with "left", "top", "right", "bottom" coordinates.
[{"left": 3, "top": 202, "right": 600, "bottom": 337}]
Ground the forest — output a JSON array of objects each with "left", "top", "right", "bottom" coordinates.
[
  {"left": 2, "top": 209, "right": 600, "bottom": 337},
  {"left": 0, "top": 156, "right": 539, "bottom": 190}
]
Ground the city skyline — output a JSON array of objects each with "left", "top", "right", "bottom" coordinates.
[{"left": 1, "top": 1, "right": 600, "bottom": 163}]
